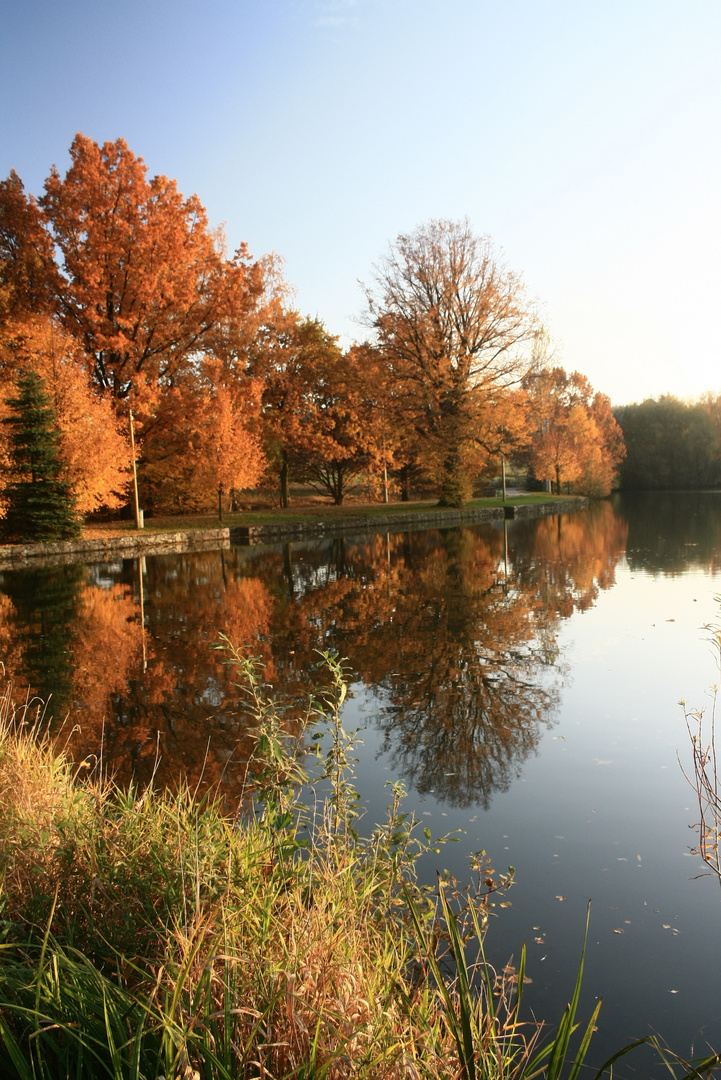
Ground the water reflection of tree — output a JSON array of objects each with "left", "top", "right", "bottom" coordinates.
[
  {"left": 0, "top": 504, "right": 627, "bottom": 808},
  {"left": 0, "top": 564, "right": 85, "bottom": 715},
  {"left": 508, "top": 502, "right": 629, "bottom": 616},
  {"left": 246, "top": 529, "right": 557, "bottom": 808},
  {"left": 338, "top": 529, "right": 562, "bottom": 807}
]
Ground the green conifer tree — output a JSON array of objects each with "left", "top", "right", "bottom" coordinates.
[{"left": 2, "top": 370, "right": 80, "bottom": 542}]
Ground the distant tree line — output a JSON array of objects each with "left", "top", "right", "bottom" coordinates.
[
  {"left": 615, "top": 395, "right": 721, "bottom": 489},
  {"left": 0, "top": 135, "right": 626, "bottom": 540}
]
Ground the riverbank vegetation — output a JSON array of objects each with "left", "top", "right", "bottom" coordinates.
[
  {"left": 0, "top": 645, "right": 718, "bottom": 1079},
  {"left": 1, "top": 138, "right": 625, "bottom": 541}
]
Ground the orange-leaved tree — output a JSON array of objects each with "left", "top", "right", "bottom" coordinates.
[
  {"left": 366, "top": 218, "right": 538, "bottom": 506},
  {"left": 137, "top": 359, "right": 265, "bottom": 514},
  {"left": 39, "top": 134, "right": 269, "bottom": 409},
  {"left": 525, "top": 367, "right": 625, "bottom": 496},
  {"left": 0, "top": 171, "right": 60, "bottom": 325},
  {"left": 1, "top": 136, "right": 281, "bottom": 512},
  {"left": 290, "top": 338, "right": 397, "bottom": 504},
  {"left": 0, "top": 316, "right": 130, "bottom": 513}
]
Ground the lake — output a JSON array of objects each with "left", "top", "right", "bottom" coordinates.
[{"left": 2, "top": 492, "right": 721, "bottom": 1076}]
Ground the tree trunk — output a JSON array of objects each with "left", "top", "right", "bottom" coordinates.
[
  {"left": 279, "top": 457, "right": 290, "bottom": 509},
  {"left": 400, "top": 464, "right": 410, "bottom": 502}
]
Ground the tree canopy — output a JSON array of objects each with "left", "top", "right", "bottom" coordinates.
[
  {"left": 366, "top": 218, "right": 538, "bottom": 505},
  {"left": 615, "top": 396, "right": 720, "bottom": 490},
  {"left": 1, "top": 138, "right": 634, "bottom": 526}
]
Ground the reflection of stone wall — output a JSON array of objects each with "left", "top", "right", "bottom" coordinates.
[
  {"left": 504, "top": 498, "right": 588, "bottom": 519},
  {"left": 236, "top": 500, "right": 589, "bottom": 543},
  {"left": 0, "top": 530, "right": 230, "bottom": 568}
]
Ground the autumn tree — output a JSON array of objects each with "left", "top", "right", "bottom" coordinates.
[
  {"left": 290, "top": 339, "right": 395, "bottom": 504},
  {"left": 245, "top": 311, "right": 344, "bottom": 507},
  {"left": 2, "top": 370, "right": 80, "bottom": 541},
  {"left": 1, "top": 136, "right": 279, "bottom": 513},
  {"left": 139, "top": 360, "right": 265, "bottom": 513},
  {"left": 366, "top": 218, "right": 538, "bottom": 506},
  {"left": 525, "top": 367, "right": 625, "bottom": 496},
  {"left": 38, "top": 135, "right": 269, "bottom": 410},
  {"left": 0, "top": 316, "right": 130, "bottom": 513},
  {"left": 0, "top": 171, "right": 60, "bottom": 325}
]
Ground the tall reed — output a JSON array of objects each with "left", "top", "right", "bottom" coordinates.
[{"left": 0, "top": 652, "right": 718, "bottom": 1079}]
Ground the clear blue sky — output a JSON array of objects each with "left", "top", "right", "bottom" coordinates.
[{"left": 2, "top": 0, "right": 720, "bottom": 405}]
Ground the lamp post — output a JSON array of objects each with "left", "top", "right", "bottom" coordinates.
[{"left": 381, "top": 403, "right": 389, "bottom": 504}]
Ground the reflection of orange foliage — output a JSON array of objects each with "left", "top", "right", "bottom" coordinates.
[
  {"left": 517, "top": 502, "right": 629, "bottom": 615},
  {"left": 69, "top": 561, "right": 277, "bottom": 799},
  {"left": 0, "top": 592, "right": 22, "bottom": 684},
  {"left": 1, "top": 505, "right": 627, "bottom": 809},
  {"left": 70, "top": 583, "right": 143, "bottom": 724}
]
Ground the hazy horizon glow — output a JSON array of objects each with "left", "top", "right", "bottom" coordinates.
[{"left": 2, "top": 0, "right": 720, "bottom": 406}]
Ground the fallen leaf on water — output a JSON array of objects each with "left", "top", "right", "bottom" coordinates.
[
  {"left": 534, "top": 937, "right": 545, "bottom": 945},
  {"left": 613, "top": 928, "right": 624, "bottom": 934},
  {"left": 555, "top": 895, "right": 566, "bottom": 901},
  {"left": 669, "top": 990, "right": 679, "bottom": 994},
  {"left": 663, "top": 924, "right": 671, "bottom": 929}
]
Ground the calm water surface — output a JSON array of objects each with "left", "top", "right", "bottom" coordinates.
[{"left": 2, "top": 492, "right": 721, "bottom": 1075}]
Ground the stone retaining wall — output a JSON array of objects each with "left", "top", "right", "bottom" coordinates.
[
  {"left": 0, "top": 528, "right": 230, "bottom": 568},
  {"left": 0, "top": 498, "right": 589, "bottom": 567},
  {"left": 232, "top": 498, "right": 588, "bottom": 543}
]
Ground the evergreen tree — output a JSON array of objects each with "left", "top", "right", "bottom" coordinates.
[{"left": 2, "top": 369, "right": 80, "bottom": 541}]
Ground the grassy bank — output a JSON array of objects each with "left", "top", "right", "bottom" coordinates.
[
  {"left": 0, "top": 647, "right": 716, "bottom": 1079},
  {"left": 81, "top": 494, "right": 566, "bottom": 539}
]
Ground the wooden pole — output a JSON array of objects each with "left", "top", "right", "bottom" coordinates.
[{"left": 129, "top": 410, "right": 143, "bottom": 530}]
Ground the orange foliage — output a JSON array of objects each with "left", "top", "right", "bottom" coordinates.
[
  {"left": 0, "top": 171, "right": 59, "bottom": 324},
  {"left": 138, "top": 362, "right": 265, "bottom": 513},
  {"left": 40, "top": 135, "right": 268, "bottom": 409},
  {"left": 368, "top": 219, "right": 538, "bottom": 501},
  {"left": 526, "top": 367, "right": 625, "bottom": 496},
  {"left": 0, "top": 317, "right": 130, "bottom": 512}
]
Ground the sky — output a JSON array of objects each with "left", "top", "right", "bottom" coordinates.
[{"left": 1, "top": 0, "right": 720, "bottom": 406}]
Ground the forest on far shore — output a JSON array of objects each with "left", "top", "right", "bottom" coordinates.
[{"left": 615, "top": 395, "right": 721, "bottom": 490}]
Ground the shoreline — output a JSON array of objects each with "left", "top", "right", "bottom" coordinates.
[{"left": 0, "top": 496, "right": 589, "bottom": 567}]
